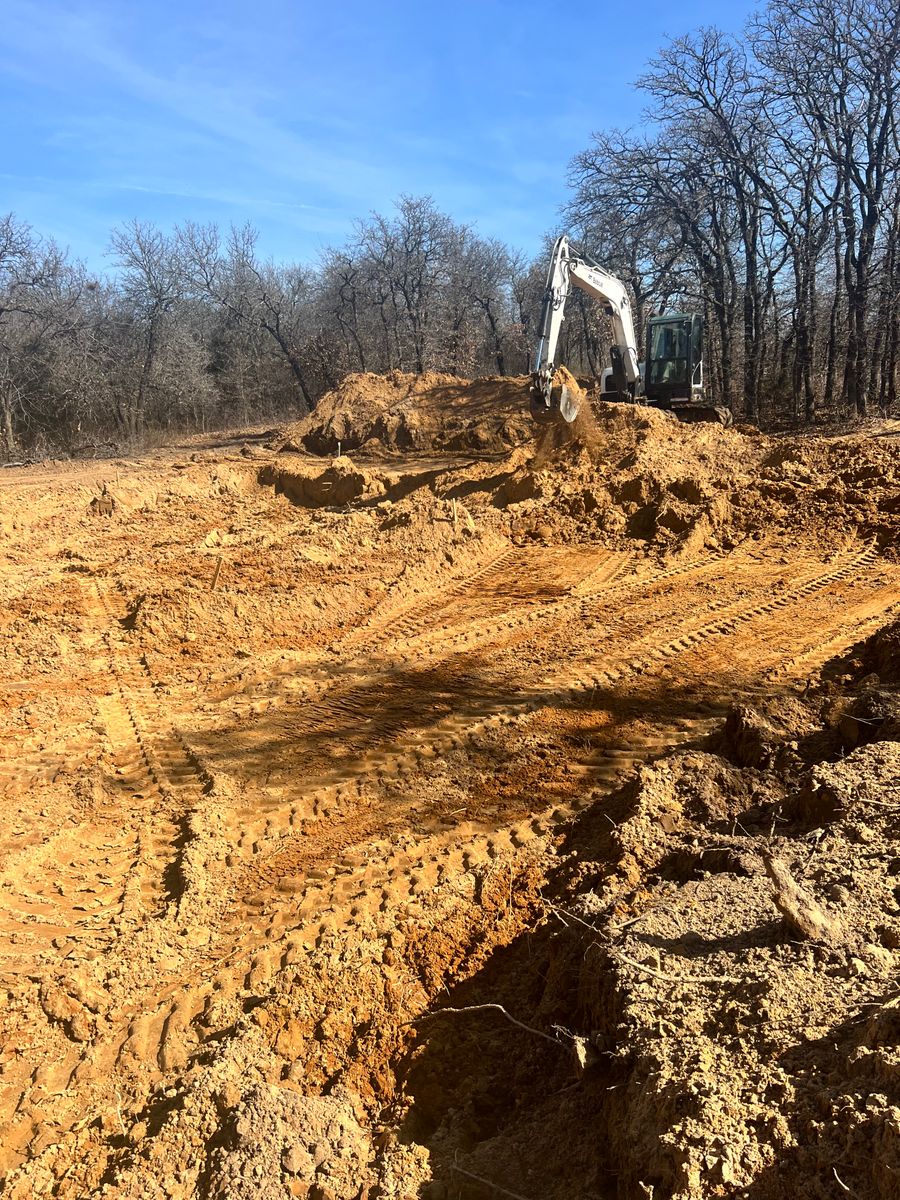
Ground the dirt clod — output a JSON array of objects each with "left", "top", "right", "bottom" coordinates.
[{"left": 764, "top": 852, "right": 845, "bottom": 942}]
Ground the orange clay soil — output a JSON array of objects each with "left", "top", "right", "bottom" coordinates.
[{"left": 1, "top": 373, "right": 899, "bottom": 1199}]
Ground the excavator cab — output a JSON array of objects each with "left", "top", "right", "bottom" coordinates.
[
  {"left": 644, "top": 314, "right": 703, "bottom": 404},
  {"left": 643, "top": 313, "right": 731, "bottom": 424}
]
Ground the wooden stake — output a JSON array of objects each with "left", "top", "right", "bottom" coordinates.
[
  {"left": 210, "top": 555, "right": 223, "bottom": 592},
  {"left": 452, "top": 497, "right": 458, "bottom": 533}
]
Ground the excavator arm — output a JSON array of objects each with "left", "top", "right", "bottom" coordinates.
[{"left": 530, "top": 235, "right": 640, "bottom": 425}]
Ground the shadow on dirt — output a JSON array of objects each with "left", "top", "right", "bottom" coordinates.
[
  {"left": 386, "top": 631, "right": 900, "bottom": 1200},
  {"left": 721, "top": 999, "right": 900, "bottom": 1198},
  {"left": 187, "top": 648, "right": 738, "bottom": 851},
  {"left": 393, "top": 856, "right": 626, "bottom": 1200}
]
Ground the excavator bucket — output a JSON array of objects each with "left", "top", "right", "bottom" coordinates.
[{"left": 529, "top": 369, "right": 583, "bottom": 426}]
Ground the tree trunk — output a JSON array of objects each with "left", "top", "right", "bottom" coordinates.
[
  {"left": 1, "top": 380, "right": 17, "bottom": 456},
  {"left": 135, "top": 310, "right": 161, "bottom": 436},
  {"left": 264, "top": 322, "right": 314, "bottom": 412}
]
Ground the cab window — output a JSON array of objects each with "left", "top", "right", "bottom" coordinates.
[{"left": 648, "top": 321, "right": 689, "bottom": 386}]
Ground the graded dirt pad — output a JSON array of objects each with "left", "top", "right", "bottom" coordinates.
[{"left": 0, "top": 383, "right": 899, "bottom": 1200}]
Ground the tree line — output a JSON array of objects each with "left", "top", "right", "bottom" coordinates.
[
  {"left": 1, "top": 0, "right": 897, "bottom": 458},
  {"left": 0, "top": 199, "right": 547, "bottom": 457},
  {"left": 567, "top": 0, "right": 900, "bottom": 424}
]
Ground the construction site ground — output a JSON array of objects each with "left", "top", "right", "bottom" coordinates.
[{"left": 1, "top": 371, "right": 899, "bottom": 1200}]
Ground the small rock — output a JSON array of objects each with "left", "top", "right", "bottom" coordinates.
[
  {"left": 826, "top": 883, "right": 852, "bottom": 904},
  {"left": 282, "top": 1145, "right": 307, "bottom": 1175},
  {"left": 764, "top": 853, "right": 844, "bottom": 943},
  {"left": 214, "top": 1081, "right": 241, "bottom": 1111}
]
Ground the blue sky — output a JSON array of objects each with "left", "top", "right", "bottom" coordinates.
[{"left": 1, "top": 0, "right": 753, "bottom": 268}]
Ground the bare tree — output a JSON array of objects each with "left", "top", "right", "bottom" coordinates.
[
  {"left": 753, "top": 0, "right": 900, "bottom": 415},
  {"left": 109, "top": 221, "right": 184, "bottom": 434},
  {"left": 179, "top": 222, "right": 316, "bottom": 410}
]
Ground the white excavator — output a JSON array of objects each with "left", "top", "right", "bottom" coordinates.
[{"left": 530, "top": 235, "right": 732, "bottom": 427}]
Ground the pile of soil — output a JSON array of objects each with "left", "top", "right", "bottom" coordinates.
[
  {"left": 258, "top": 456, "right": 388, "bottom": 507},
  {"left": 493, "top": 398, "right": 900, "bottom": 558},
  {"left": 528, "top": 622, "right": 900, "bottom": 1199},
  {"left": 271, "top": 371, "right": 900, "bottom": 559},
  {"left": 493, "top": 393, "right": 756, "bottom": 555},
  {"left": 273, "top": 371, "right": 533, "bottom": 456}
]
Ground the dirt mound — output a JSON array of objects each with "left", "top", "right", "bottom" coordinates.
[
  {"left": 258, "top": 455, "right": 388, "bottom": 507},
  {"left": 532, "top": 654, "right": 900, "bottom": 1198},
  {"left": 850, "top": 613, "right": 900, "bottom": 682},
  {"left": 495, "top": 398, "right": 760, "bottom": 554},
  {"left": 494, "top": 398, "right": 900, "bottom": 556},
  {"left": 273, "top": 370, "right": 533, "bottom": 456},
  {"left": 270, "top": 372, "right": 900, "bottom": 559},
  {"left": 209, "top": 1086, "right": 372, "bottom": 1199},
  {"left": 754, "top": 433, "right": 900, "bottom": 551}
]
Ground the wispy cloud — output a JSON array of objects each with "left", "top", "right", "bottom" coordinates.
[
  {"left": 1, "top": 0, "right": 401, "bottom": 206},
  {"left": 0, "top": 0, "right": 754, "bottom": 265}
]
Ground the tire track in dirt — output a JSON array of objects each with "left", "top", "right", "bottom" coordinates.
[
  {"left": 0, "top": 579, "right": 215, "bottom": 972},
  {"left": 0, "top": 586, "right": 158, "bottom": 984},
  {"left": 200, "top": 544, "right": 628, "bottom": 729},
  {"left": 200, "top": 541, "right": 750, "bottom": 733},
  {"left": 7, "top": 547, "right": 747, "bottom": 1128},
  {"left": 560, "top": 546, "right": 900, "bottom": 785},
  {"left": 3, "top": 542, "right": 894, "bottom": 1180},
  {"left": 0, "top": 594, "right": 215, "bottom": 989},
  {"left": 339, "top": 541, "right": 734, "bottom": 666},
  {"left": 0, "top": 581, "right": 227, "bottom": 1172},
  {"left": 394, "top": 547, "right": 830, "bottom": 669},
  {"left": 86, "top": 581, "right": 215, "bottom": 914},
  {"left": 552, "top": 541, "right": 880, "bottom": 695},
  {"left": 227, "top": 541, "right": 874, "bottom": 818},
  {"left": 139, "top": 543, "right": 894, "bottom": 1085},
  {"left": 765, "top": 593, "right": 900, "bottom": 683},
  {"left": 225, "top": 541, "right": 881, "bottom": 912},
  {"left": 338, "top": 540, "right": 522, "bottom": 652},
  {"left": 207, "top": 543, "right": 633, "bottom": 725},
  {"left": 130, "top": 544, "right": 896, "bottom": 1110},
  {"left": 211, "top": 542, "right": 745, "bottom": 737}
]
